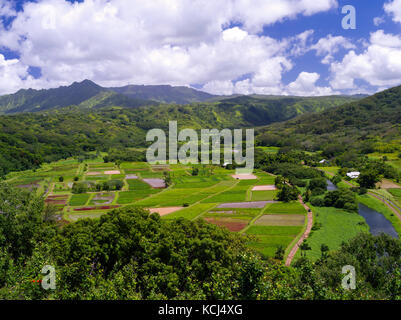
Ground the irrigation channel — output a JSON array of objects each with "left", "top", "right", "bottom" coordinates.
[{"left": 326, "top": 179, "right": 398, "bottom": 238}]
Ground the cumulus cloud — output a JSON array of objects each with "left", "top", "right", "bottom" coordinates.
[
  {"left": 0, "top": 54, "right": 46, "bottom": 95},
  {"left": 286, "top": 72, "right": 334, "bottom": 96},
  {"left": 311, "top": 35, "right": 356, "bottom": 64},
  {"left": 0, "top": 0, "right": 339, "bottom": 95},
  {"left": 384, "top": 0, "right": 401, "bottom": 23},
  {"left": 373, "top": 16, "right": 386, "bottom": 26},
  {"left": 0, "top": 0, "right": 16, "bottom": 18},
  {"left": 330, "top": 30, "right": 401, "bottom": 90}
]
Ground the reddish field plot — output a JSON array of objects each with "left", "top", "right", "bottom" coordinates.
[
  {"left": 45, "top": 199, "right": 67, "bottom": 205},
  {"left": 86, "top": 172, "right": 102, "bottom": 176},
  {"left": 151, "top": 165, "right": 170, "bottom": 172},
  {"left": 74, "top": 205, "right": 120, "bottom": 211},
  {"left": 204, "top": 218, "right": 248, "bottom": 232}
]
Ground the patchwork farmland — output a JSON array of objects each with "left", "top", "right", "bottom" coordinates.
[{"left": 5, "top": 154, "right": 306, "bottom": 261}]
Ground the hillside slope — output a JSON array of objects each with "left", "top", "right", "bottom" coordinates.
[
  {"left": 0, "top": 80, "right": 155, "bottom": 114},
  {"left": 109, "top": 84, "right": 215, "bottom": 104},
  {"left": 257, "top": 85, "right": 401, "bottom": 151}
]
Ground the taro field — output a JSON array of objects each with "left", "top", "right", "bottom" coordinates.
[{"left": 5, "top": 156, "right": 307, "bottom": 260}]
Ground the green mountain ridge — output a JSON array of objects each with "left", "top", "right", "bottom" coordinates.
[
  {"left": 0, "top": 79, "right": 363, "bottom": 115},
  {"left": 257, "top": 84, "right": 401, "bottom": 152},
  {"left": 108, "top": 84, "right": 216, "bottom": 104}
]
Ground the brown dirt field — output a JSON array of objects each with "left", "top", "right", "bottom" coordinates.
[
  {"left": 86, "top": 172, "right": 102, "bottom": 176},
  {"left": 252, "top": 185, "right": 277, "bottom": 191},
  {"left": 204, "top": 218, "right": 248, "bottom": 232},
  {"left": 377, "top": 179, "right": 401, "bottom": 189},
  {"left": 254, "top": 214, "right": 305, "bottom": 226},
  {"left": 148, "top": 207, "right": 183, "bottom": 216},
  {"left": 45, "top": 200, "right": 67, "bottom": 205},
  {"left": 104, "top": 170, "right": 121, "bottom": 175}
]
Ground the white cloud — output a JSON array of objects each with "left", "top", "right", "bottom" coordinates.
[
  {"left": 384, "top": 0, "right": 401, "bottom": 23},
  {"left": 311, "top": 35, "right": 356, "bottom": 64},
  {"left": 0, "top": 0, "right": 339, "bottom": 95},
  {"left": 286, "top": 72, "right": 334, "bottom": 96},
  {"left": 0, "top": 0, "right": 16, "bottom": 17},
  {"left": 373, "top": 16, "right": 386, "bottom": 26},
  {"left": 330, "top": 30, "right": 401, "bottom": 90},
  {"left": 0, "top": 54, "right": 48, "bottom": 95}
]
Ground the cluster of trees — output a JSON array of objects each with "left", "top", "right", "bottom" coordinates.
[
  {"left": 274, "top": 176, "right": 299, "bottom": 202},
  {"left": 103, "top": 149, "right": 146, "bottom": 163},
  {"left": 72, "top": 180, "right": 124, "bottom": 194},
  {"left": 310, "top": 189, "right": 358, "bottom": 212},
  {"left": 0, "top": 183, "right": 400, "bottom": 300}
]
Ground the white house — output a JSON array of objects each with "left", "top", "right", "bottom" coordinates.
[
  {"left": 347, "top": 172, "right": 360, "bottom": 179},
  {"left": 319, "top": 159, "right": 327, "bottom": 164}
]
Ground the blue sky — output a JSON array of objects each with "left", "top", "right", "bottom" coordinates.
[{"left": 0, "top": 0, "right": 401, "bottom": 96}]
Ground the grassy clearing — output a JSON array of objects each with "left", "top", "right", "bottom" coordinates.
[
  {"left": 163, "top": 203, "right": 217, "bottom": 220},
  {"left": 127, "top": 179, "right": 154, "bottom": 191},
  {"left": 204, "top": 208, "right": 261, "bottom": 220},
  {"left": 136, "top": 188, "right": 206, "bottom": 207},
  {"left": 69, "top": 194, "right": 91, "bottom": 206},
  {"left": 294, "top": 206, "right": 369, "bottom": 262},
  {"left": 246, "top": 226, "right": 302, "bottom": 258},
  {"left": 319, "top": 167, "right": 340, "bottom": 175},
  {"left": 251, "top": 190, "right": 277, "bottom": 201},
  {"left": 265, "top": 202, "right": 306, "bottom": 215},
  {"left": 389, "top": 189, "right": 401, "bottom": 197},
  {"left": 201, "top": 190, "right": 246, "bottom": 203}
]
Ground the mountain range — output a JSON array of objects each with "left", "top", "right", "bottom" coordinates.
[
  {"left": 0, "top": 79, "right": 364, "bottom": 114},
  {"left": 0, "top": 80, "right": 217, "bottom": 114}
]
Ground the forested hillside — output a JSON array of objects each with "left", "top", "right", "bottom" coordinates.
[
  {"left": 257, "top": 85, "right": 401, "bottom": 154},
  {"left": 0, "top": 93, "right": 358, "bottom": 176}
]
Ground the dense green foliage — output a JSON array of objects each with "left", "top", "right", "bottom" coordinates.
[
  {"left": 257, "top": 85, "right": 401, "bottom": 154},
  {"left": 109, "top": 84, "right": 215, "bottom": 104},
  {"left": 0, "top": 183, "right": 400, "bottom": 300},
  {"left": 0, "top": 91, "right": 356, "bottom": 177}
]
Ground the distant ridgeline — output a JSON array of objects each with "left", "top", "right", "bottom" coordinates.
[
  {"left": 0, "top": 80, "right": 363, "bottom": 176},
  {"left": 257, "top": 85, "right": 401, "bottom": 154}
]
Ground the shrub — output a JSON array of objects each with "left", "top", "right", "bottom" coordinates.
[{"left": 310, "top": 197, "right": 325, "bottom": 207}]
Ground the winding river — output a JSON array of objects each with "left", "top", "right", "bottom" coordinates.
[
  {"left": 326, "top": 179, "right": 338, "bottom": 191},
  {"left": 358, "top": 203, "right": 398, "bottom": 239},
  {"left": 325, "top": 179, "right": 398, "bottom": 238}
]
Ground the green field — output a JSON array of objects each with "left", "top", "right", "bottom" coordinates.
[
  {"left": 247, "top": 226, "right": 303, "bottom": 258},
  {"left": 251, "top": 190, "right": 277, "bottom": 201},
  {"left": 265, "top": 202, "right": 306, "bottom": 215},
  {"left": 69, "top": 194, "right": 90, "bottom": 206},
  {"left": 294, "top": 206, "right": 369, "bottom": 262},
  {"left": 163, "top": 203, "right": 217, "bottom": 220},
  {"left": 5, "top": 158, "right": 309, "bottom": 262}
]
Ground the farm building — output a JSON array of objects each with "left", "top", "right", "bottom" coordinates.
[{"left": 347, "top": 172, "right": 360, "bottom": 179}]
